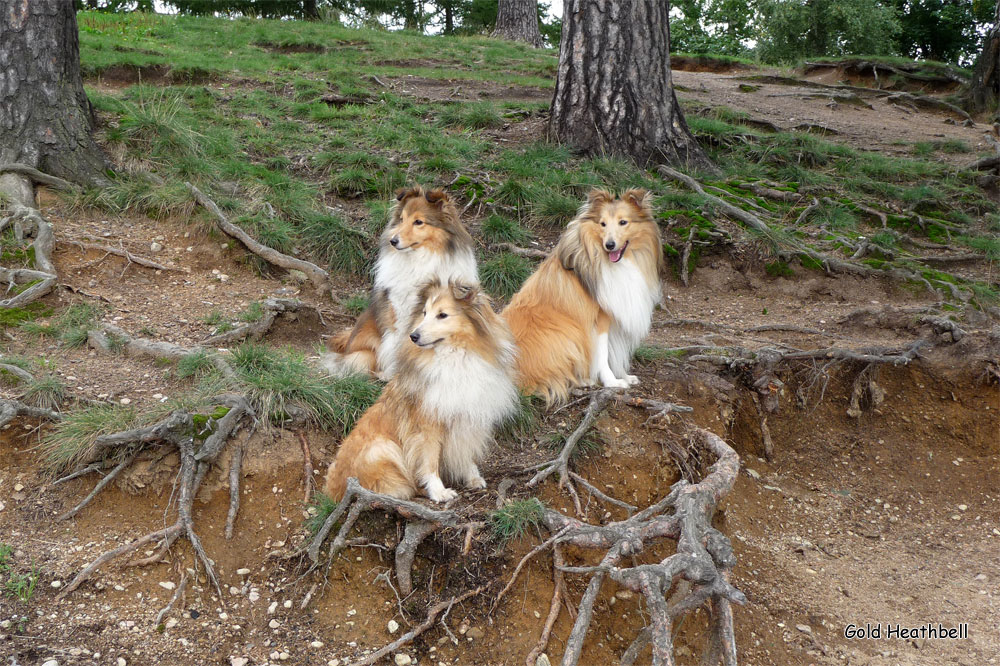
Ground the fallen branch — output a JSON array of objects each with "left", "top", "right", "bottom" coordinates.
[{"left": 187, "top": 183, "right": 330, "bottom": 291}]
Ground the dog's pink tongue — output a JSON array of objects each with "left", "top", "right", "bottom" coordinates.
[{"left": 609, "top": 247, "right": 624, "bottom": 263}]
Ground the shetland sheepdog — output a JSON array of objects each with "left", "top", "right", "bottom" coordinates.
[
  {"left": 321, "top": 186, "right": 478, "bottom": 380},
  {"left": 323, "top": 279, "right": 518, "bottom": 503},
  {"left": 503, "top": 188, "right": 663, "bottom": 404}
]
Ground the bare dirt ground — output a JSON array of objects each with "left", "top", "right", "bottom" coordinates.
[
  {"left": 2, "top": 66, "right": 999, "bottom": 666},
  {"left": 672, "top": 69, "right": 987, "bottom": 164}
]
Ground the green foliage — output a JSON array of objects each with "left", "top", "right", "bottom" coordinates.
[
  {"left": 342, "top": 293, "right": 370, "bottom": 316},
  {"left": 1, "top": 549, "right": 39, "bottom": 603},
  {"left": 177, "top": 350, "right": 215, "bottom": 379},
  {"left": 756, "top": 0, "right": 901, "bottom": 64},
  {"left": 632, "top": 345, "right": 685, "bottom": 366},
  {"left": 238, "top": 301, "right": 265, "bottom": 323},
  {"left": 480, "top": 214, "right": 530, "bottom": 245},
  {"left": 300, "top": 212, "right": 372, "bottom": 273},
  {"left": 480, "top": 252, "right": 533, "bottom": 300},
  {"left": 40, "top": 404, "right": 139, "bottom": 473},
  {"left": 0, "top": 303, "right": 52, "bottom": 328},
  {"left": 896, "top": 0, "right": 993, "bottom": 65},
  {"left": 439, "top": 101, "right": 504, "bottom": 129},
  {"left": 496, "top": 392, "right": 541, "bottom": 443},
  {"left": 489, "top": 498, "right": 545, "bottom": 543},
  {"left": 19, "top": 376, "right": 66, "bottom": 411},
  {"left": 670, "top": 1, "right": 756, "bottom": 56},
  {"left": 305, "top": 492, "right": 339, "bottom": 537},
  {"left": 227, "top": 343, "right": 380, "bottom": 430},
  {"left": 764, "top": 260, "right": 795, "bottom": 277}
]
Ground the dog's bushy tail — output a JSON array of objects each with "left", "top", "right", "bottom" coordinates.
[{"left": 319, "top": 351, "right": 376, "bottom": 378}]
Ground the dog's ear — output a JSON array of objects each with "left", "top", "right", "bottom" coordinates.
[
  {"left": 396, "top": 186, "right": 422, "bottom": 202},
  {"left": 450, "top": 281, "right": 477, "bottom": 302},
  {"left": 424, "top": 188, "right": 449, "bottom": 206},
  {"left": 587, "top": 188, "right": 613, "bottom": 208},
  {"left": 623, "top": 188, "right": 653, "bottom": 212}
]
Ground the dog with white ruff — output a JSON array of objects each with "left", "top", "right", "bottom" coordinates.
[
  {"left": 323, "top": 279, "right": 518, "bottom": 503},
  {"left": 322, "top": 186, "right": 477, "bottom": 379},
  {"left": 503, "top": 188, "right": 663, "bottom": 404}
]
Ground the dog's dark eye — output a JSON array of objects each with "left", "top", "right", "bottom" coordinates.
[
  {"left": 413, "top": 219, "right": 424, "bottom": 226},
  {"left": 600, "top": 221, "right": 606, "bottom": 227},
  {"left": 436, "top": 312, "right": 448, "bottom": 319},
  {"left": 619, "top": 219, "right": 628, "bottom": 226}
]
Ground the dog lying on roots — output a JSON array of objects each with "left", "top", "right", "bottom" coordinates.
[
  {"left": 321, "top": 186, "right": 477, "bottom": 380},
  {"left": 323, "top": 279, "right": 518, "bottom": 503},
  {"left": 503, "top": 188, "right": 663, "bottom": 405}
]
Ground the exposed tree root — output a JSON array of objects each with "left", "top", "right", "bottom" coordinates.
[
  {"left": 56, "top": 394, "right": 253, "bottom": 599},
  {"left": 345, "top": 587, "right": 482, "bottom": 666},
  {"left": 527, "top": 390, "right": 692, "bottom": 515},
  {"left": 187, "top": 183, "right": 331, "bottom": 292},
  {"left": 0, "top": 397, "right": 61, "bottom": 427},
  {"left": 306, "top": 477, "right": 464, "bottom": 599},
  {"left": 540, "top": 427, "right": 743, "bottom": 666},
  {"left": 297, "top": 430, "right": 315, "bottom": 503},
  {"left": 225, "top": 439, "right": 244, "bottom": 540},
  {"left": 525, "top": 543, "right": 567, "bottom": 666},
  {"left": 89, "top": 323, "right": 236, "bottom": 379},
  {"left": 0, "top": 171, "right": 58, "bottom": 308},
  {"left": 493, "top": 525, "right": 571, "bottom": 611},
  {"left": 0, "top": 363, "right": 35, "bottom": 384},
  {"left": 495, "top": 242, "right": 548, "bottom": 259},
  {"left": 201, "top": 297, "right": 304, "bottom": 346},
  {"left": 65, "top": 240, "right": 185, "bottom": 274},
  {"left": 154, "top": 570, "right": 188, "bottom": 627}
]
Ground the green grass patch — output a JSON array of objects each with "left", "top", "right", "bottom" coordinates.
[
  {"left": 177, "top": 349, "right": 215, "bottom": 379},
  {"left": 19, "top": 376, "right": 65, "bottom": 411},
  {"left": 439, "top": 101, "right": 504, "bottom": 129},
  {"left": 632, "top": 345, "right": 685, "bottom": 365},
  {"left": 305, "top": 492, "right": 339, "bottom": 537},
  {"left": 489, "top": 498, "right": 545, "bottom": 543},
  {"left": 480, "top": 252, "right": 533, "bottom": 300},
  {"left": 227, "top": 343, "right": 380, "bottom": 430},
  {"left": 496, "top": 392, "right": 541, "bottom": 443},
  {"left": 39, "top": 404, "right": 139, "bottom": 473},
  {"left": 342, "top": 293, "right": 369, "bottom": 316},
  {"left": 480, "top": 214, "right": 531, "bottom": 245}
]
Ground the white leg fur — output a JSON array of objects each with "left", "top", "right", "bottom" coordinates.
[
  {"left": 593, "top": 331, "right": 630, "bottom": 389},
  {"left": 422, "top": 474, "right": 457, "bottom": 503}
]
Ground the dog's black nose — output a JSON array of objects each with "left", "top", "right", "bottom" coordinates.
[
  {"left": 390, "top": 237, "right": 400, "bottom": 247},
  {"left": 409, "top": 333, "right": 420, "bottom": 343},
  {"left": 605, "top": 240, "right": 616, "bottom": 250}
]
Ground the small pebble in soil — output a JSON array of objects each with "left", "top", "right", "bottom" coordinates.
[
  {"left": 159, "top": 581, "right": 175, "bottom": 591},
  {"left": 117, "top": 658, "right": 128, "bottom": 666},
  {"left": 283, "top": 600, "right": 292, "bottom": 609},
  {"left": 119, "top": 398, "right": 131, "bottom": 405},
  {"left": 268, "top": 602, "right": 278, "bottom": 614},
  {"left": 269, "top": 619, "right": 280, "bottom": 629},
  {"left": 50, "top": 580, "right": 62, "bottom": 589},
  {"left": 310, "top": 641, "right": 324, "bottom": 648},
  {"left": 387, "top": 619, "right": 399, "bottom": 634},
  {"left": 328, "top": 661, "right": 340, "bottom": 666},
  {"left": 41, "top": 661, "right": 59, "bottom": 666},
  {"left": 236, "top": 568, "right": 251, "bottom": 575},
  {"left": 394, "top": 655, "right": 412, "bottom": 666},
  {"left": 229, "top": 659, "right": 248, "bottom": 666}
]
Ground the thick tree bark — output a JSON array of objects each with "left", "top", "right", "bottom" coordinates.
[
  {"left": 492, "top": 0, "right": 544, "bottom": 48},
  {"left": 962, "top": 1, "right": 1000, "bottom": 116},
  {"left": 549, "top": 1, "right": 714, "bottom": 171},
  {"left": 303, "top": 0, "right": 319, "bottom": 20},
  {"left": 0, "top": 1, "right": 107, "bottom": 187}
]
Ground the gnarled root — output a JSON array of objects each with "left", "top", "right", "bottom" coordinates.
[{"left": 547, "top": 428, "right": 744, "bottom": 666}]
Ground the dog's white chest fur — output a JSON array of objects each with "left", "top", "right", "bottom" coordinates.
[
  {"left": 595, "top": 259, "right": 660, "bottom": 375},
  {"left": 419, "top": 345, "right": 518, "bottom": 479},
  {"left": 374, "top": 246, "right": 478, "bottom": 375}
]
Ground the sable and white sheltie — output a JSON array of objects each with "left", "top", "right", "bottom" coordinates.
[
  {"left": 323, "top": 279, "right": 518, "bottom": 503},
  {"left": 503, "top": 188, "right": 663, "bottom": 404},
  {"left": 321, "top": 186, "right": 478, "bottom": 379}
]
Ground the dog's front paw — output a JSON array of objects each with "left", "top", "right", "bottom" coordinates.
[
  {"left": 624, "top": 374, "right": 640, "bottom": 386},
  {"left": 601, "top": 376, "right": 630, "bottom": 389},
  {"left": 466, "top": 475, "right": 487, "bottom": 490},
  {"left": 429, "top": 486, "right": 458, "bottom": 503}
]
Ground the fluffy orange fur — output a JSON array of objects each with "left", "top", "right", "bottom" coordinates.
[
  {"left": 324, "top": 280, "right": 517, "bottom": 502},
  {"left": 503, "top": 189, "right": 663, "bottom": 404},
  {"left": 325, "top": 186, "right": 472, "bottom": 376}
]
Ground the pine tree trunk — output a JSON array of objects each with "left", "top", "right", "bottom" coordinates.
[
  {"left": 0, "top": 1, "right": 107, "bottom": 186},
  {"left": 549, "top": 0, "right": 713, "bottom": 170},
  {"left": 303, "top": 0, "right": 319, "bottom": 20},
  {"left": 492, "top": 0, "right": 543, "bottom": 48},
  {"left": 962, "top": 1, "right": 1000, "bottom": 116}
]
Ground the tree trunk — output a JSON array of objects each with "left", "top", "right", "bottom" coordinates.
[
  {"left": 962, "top": 1, "right": 1000, "bottom": 116},
  {"left": 549, "top": 1, "right": 714, "bottom": 170},
  {"left": 492, "top": 0, "right": 544, "bottom": 48},
  {"left": 0, "top": 1, "right": 107, "bottom": 186},
  {"left": 444, "top": 3, "right": 454, "bottom": 34},
  {"left": 303, "top": 0, "right": 319, "bottom": 20}
]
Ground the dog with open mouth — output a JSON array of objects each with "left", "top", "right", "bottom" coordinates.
[
  {"left": 503, "top": 188, "right": 663, "bottom": 404},
  {"left": 323, "top": 279, "right": 518, "bottom": 503},
  {"left": 321, "top": 186, "right": 477, "bottom": 380}
]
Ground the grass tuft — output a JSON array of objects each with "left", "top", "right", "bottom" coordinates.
[
  {"left": 632, "top": 345, "right": 684, "bottom": 366},
  {"left": 480, "top": 214, "right": 530, "bottom": 245},
  {"left": 39, "top": 404, "right": 139, "bottom": 473},
  {"left": 305, "top": 492, "right": 339, "bottom": 536},
  {"left": 19, "top": 376, "right": 66, "bottom": 411},
  {"left": 480, "top": 252, "right": 533, "bottom": 300},
  {"left": 489, "top": 498, "right": 545, "bottom": 543},
  {"left": 177, "top": 349, "right": 215, "bottom": 379}
]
